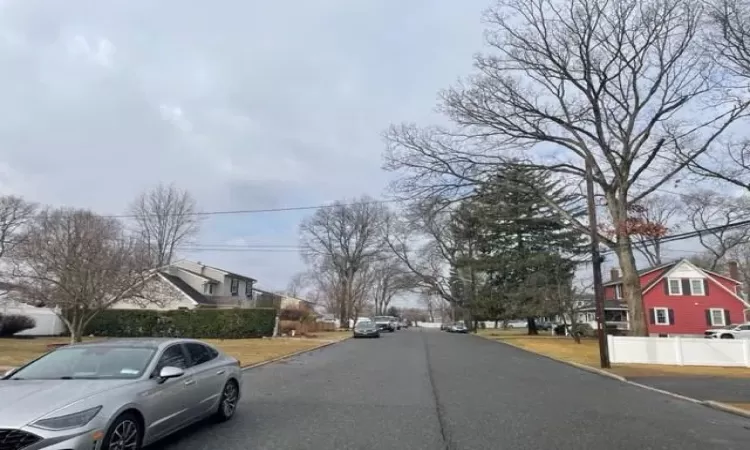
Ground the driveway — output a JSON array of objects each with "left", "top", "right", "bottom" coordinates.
[{"left": 150, "top": 330, "right": 750, "bottom": 450}]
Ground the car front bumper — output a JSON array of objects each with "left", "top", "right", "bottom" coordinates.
[
  {"left": 354, "top": 330, "right": 379, "bottom": 337},
  {"left": 2, "top": 419, "right": 111, "bottom": 450}
]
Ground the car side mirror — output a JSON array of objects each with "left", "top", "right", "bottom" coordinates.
[{"left": 158, "top": 366, "right": 184, "bottom": 383}]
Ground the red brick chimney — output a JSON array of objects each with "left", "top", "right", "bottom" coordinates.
[
  {"left": 727, "top": 261, "right": 740, "bottom": 281},
  {"left": 610, "top": 268, "right": 621, "bottom": 281}
]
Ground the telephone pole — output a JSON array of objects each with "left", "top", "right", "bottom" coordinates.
[{"left": 585, "top": 157, "right": 611, "bottom": 369}]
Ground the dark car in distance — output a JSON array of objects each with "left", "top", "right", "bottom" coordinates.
[
  {"left": 353, "top": 321, "right": 380, "bottom": 338},
  {"left": 374, "top": 316, "right": 395, "bottom": 333}
]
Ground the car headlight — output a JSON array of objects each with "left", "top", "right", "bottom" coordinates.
[{"left": 31, "top": 406, "right": 102, "bottom": 431}]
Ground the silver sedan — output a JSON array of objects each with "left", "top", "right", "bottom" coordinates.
[{"left": 0, "top": 338, "right": 243, "bottom": 450}]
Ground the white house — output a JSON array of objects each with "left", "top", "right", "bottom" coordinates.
[{"left": 112, "top": 259, "right": 258, "bottom": 310}]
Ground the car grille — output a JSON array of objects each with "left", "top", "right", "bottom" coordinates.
[{"left": 0, "top": 429, "right": 42, "bottom": 450}]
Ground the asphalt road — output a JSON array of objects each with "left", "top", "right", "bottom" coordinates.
[{"left": 150, "top": 329, "right": 750, "bottom": 450}]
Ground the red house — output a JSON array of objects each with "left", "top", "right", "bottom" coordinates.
[{"left": 602, "top": 259, "right": 750, "bottom": 336}]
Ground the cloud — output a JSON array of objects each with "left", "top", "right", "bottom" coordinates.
[{"left": 0, "top": 0, "right": 488, "bottom": 290}]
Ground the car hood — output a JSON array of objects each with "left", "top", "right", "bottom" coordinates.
[{"left": 0, "top": 379, "right": 136, "bottom": 428}]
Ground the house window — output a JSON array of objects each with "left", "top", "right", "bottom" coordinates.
[
  {"left": 245, "top": 281, "right": 253, "bottom": 297},
  {"left": 690, "top": 279, "right": 705, "bottom": 296},
  {"left": 667, "top": 278, "right": 682, "bottom": 295},
  {"left": 654, "top": 307, "right": 669, "bottom": 325},
  {"left": 230, "top": 278, "right": 239, "bottom": 296},
  {"left": 614, "top": 285, "right": 622, "bottom": 299},
  {"left": 203, "top": 284, "right": 214, "bottom": 295},
  {"left": 709, "top": 308, "right": 726, "bottom": 326}
]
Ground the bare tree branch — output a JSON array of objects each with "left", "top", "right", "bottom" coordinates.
[
  {"left": 130, "top": 183, "right": 201, "bottom": 268},
  {"left": 9, "top": 208, "right": 153, "bottom": 343}
]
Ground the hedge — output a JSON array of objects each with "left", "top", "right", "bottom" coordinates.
[{"left": 85, "top": 308, "right": 276, "bottom": 339}]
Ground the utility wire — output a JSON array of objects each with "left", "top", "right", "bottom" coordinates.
[{"left": 104, "top": 198, "right": 403, "bottom": 219}]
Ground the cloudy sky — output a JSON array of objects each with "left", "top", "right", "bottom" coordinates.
[{"left": 0, "top": 0, "right": 490, "bottom": 292}]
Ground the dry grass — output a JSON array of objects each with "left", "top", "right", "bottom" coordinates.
[
  {"left": 478, "top": 330, "right": 750, "bottom": 378},
  {"left": 0, "top": 331, "right": 351, "bottom": 369},
  {"left": 726, "top": 403, "right": 750, "bottom": 412}
]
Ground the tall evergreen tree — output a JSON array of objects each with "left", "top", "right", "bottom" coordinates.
[{"left": 460, "top": 165, "right": 587, "bottom": 334}]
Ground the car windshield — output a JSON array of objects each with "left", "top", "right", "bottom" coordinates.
[
  {"left": 8, "top": 345, "right": 156, "bottom": 380},
  {"left": 356, "top": 322, "right": 374, "bottom": 329}
]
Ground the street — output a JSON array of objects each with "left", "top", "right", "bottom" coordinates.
[{"left": 151, "top": 329, "right": 750, "bottom": 450}]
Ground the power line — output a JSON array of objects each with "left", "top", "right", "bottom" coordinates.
[{"left": 106, "top": 198, "right": 403, "bottom": 219}]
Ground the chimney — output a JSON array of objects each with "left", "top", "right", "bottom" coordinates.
[
  {"left": 727, "top": 261, "right": 740, "bottom": 281},
  {"left": 610, "top": 268, "right": 621, "bottom": 281}
]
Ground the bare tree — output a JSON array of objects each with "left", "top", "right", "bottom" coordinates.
[
  {"left": 0, "top": 196, "right": 36, "bottom": 295},
  {"left": 630, "top": 195, "right": 683, "bottom": 266},
  {"left": 130, "top": 183, "right": 200, "bottom": 268},
  {"left": 285, "top": 272, "right": 308, "bottom": 298},
  {"left": 299, "top": 197, "right": 387, "bottom": 327},
  {"left": 370, "top": 256, "right": 415, "bottom": 315},
  {"left": 419, "top": 291, "right": 436, "bottom": 322},
  {"left": 10, "top": 208, "right": 153, "bottom": 343},
  {"left": 384, "top": 200, "right": 468, "bottom": 309},
  {"left": 384, "top": 0, "right": 750, "bottom": 336},
  {"left": 682, "top": 190, "right": 750, "bottom": 270}
]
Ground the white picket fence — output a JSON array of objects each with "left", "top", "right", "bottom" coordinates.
[{"left": 607, "top": 335, "right": 750, "bottom": 367}]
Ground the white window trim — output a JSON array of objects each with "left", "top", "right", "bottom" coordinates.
[
  {"left": 689, "top": 278, "right": 705, "bottom": 296},
  {"left": 614, "top": 285, "right": 622, "bottom": 299},
  {"left": 709, "top": 308, "right": 726, "bottom": 326},
  {"left": 654, "top": 307, "right": 670, "bottom": 325},
  {"left": 667, "top": 278, "right": 682, "bottom": 296}
]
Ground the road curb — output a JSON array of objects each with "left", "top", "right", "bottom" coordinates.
[
  {"left": 702, "top": 400, "right": 750, "bottom": 419},
  {"left": 240, "top": 336, "right": 350, "bottom": 372},
  {"left": 482, "top": 336, "right": 750, "bottom": 420}
]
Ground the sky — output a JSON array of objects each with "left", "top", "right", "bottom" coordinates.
[{"left": 0, "top": 0, "right": 490, "bottom": 294}]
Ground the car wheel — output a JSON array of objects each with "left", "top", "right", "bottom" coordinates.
[
  {"left": 216, "top": 380, "right": 240, "bottom": 421},
  {"left": 102, "top": 412, "right": 143, "bottom": 450}
]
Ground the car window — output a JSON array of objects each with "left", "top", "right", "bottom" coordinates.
[
  {"left": 156, "top": 344, "right": 188, "bottom": 372},
  {"left": 185, "top": 343, "right": 216, "bottom": 366},
  {"left": 9, "top": 346, "right": 156, "bottom": 380}
]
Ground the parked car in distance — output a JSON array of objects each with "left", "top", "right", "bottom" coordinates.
[
  {"left": 353, "top": 320, "right": 380, "bottom": 338},
  {"left": 0, "top": 338, "right": 242, "bottom": 450},
  {"left": 391, "top": 317, "right": 401, "bottom": 330},
  {"left": 536, "top": 321, "right": 554, "bottom": 331},
  {"left": 704, "top": 323, "right": 750, "bottom": 339},
  {"left": 448, "top": 322, "right": 469, "bottom": 333},
  {"left": 374, "top": 316, "right": 395, "bottom": 332}
]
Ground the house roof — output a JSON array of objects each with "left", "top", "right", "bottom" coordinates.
[
  {"left": 579, "top": 300, "right": 628, "bottom": 311},
  {"left": 602, "top": 261, "right": 677, "bottom": 287},
  {"left": 172, "top": 259, "right": 257, "bottom": 283},
  {"left": 174, "top": 267, "right": 219, "bottom": 284},
  {"left": 159, "top": 272, "right": 214, "bottom": 306}
]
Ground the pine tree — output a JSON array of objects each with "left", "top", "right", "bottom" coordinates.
[{"left": 461, "top": 165, "right": 587, "bottom": 334}]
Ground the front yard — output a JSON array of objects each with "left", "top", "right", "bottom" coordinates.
[
  {"left": 477, "top": 329, "right": 750, "bottom": 378},
  {"left": 0, "top": 331, "right": 351, "bottom": 369}
]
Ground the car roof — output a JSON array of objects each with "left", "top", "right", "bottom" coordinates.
[{"left": 62, "top": 338, "right": 210, "bottom": 350}]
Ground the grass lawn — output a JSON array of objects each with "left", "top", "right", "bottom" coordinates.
[
  {"left": 0, "top": 330, "right": 351, "bottom": 369},
  {"left": 727, "top": 402, "right": 750, "bottom": 413},
  {"left": 477, "top": 329, "right": 750, "bottom": 378}
]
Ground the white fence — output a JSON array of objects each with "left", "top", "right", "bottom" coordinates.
[
  {"left": 1, "top": 301, "right": 67, "bottom": 336},
  {"left": 607, "top": 335, "right": 750, "bottom": 367}
]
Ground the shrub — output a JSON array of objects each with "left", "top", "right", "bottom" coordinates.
[
  {"left": 0, "top": 314, "right": 37, "bottom": 337},
  {"left": 85, "top": 308, "right": 276, "bottom": 339}
]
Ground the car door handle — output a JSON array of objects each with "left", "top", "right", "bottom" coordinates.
[
  {"left": 184, "top": 379, "right": 196, "bottom": 386},
  {"left": 216, "top": 370, "right": 225, "bottom": 375}
]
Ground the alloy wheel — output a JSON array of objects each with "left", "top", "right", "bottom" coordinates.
[{"left": 108, "top": 419, "right": 139, "bottom": 450}]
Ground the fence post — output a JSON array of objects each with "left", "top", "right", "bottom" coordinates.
[
  {"left": 743, "top": 340, "right": 750, "bottom": 368},
  {"left": 674, "top": 336, "right": 684, "bottom": 366},
  {"left": 607, "top": 334, "right": 615, "bottom": 363}
]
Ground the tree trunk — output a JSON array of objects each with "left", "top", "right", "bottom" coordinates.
[
  {"left": 616, "top": 241, "right": 648, "bottom": 336},
  {"left": 526, "top": 316, "right": 538, "bottom": 335}
]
